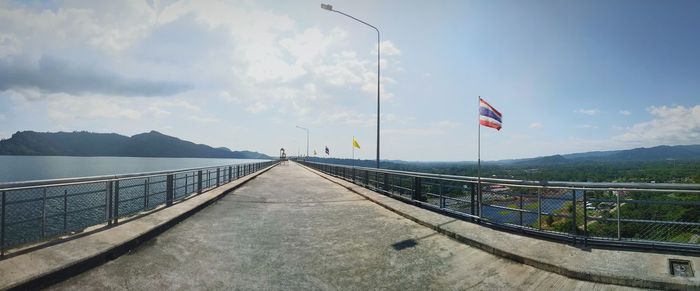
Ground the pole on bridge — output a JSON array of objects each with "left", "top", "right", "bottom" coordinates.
[
  {"left": 197, "top": 171, "right": 203, "bottom": 194},
  {"left": 166, "top": 174, "right": 174, "bottom": 206},
  {"left": 113, "top": 180, "right": 120, "bottom": 224},
  {"left": 106, "top": 181, "right": 113, "bottom": 226},
  {"left": 1, "top": 191, "right": 5, "bottom": 256}
]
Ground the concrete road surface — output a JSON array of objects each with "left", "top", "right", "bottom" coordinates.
[{"left": 49, "top": 162, "right": 636, "bottom": 290}]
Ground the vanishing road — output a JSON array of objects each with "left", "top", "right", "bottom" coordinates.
[{"left": 51, "top": 162, "right": 635, "bottom": 290}]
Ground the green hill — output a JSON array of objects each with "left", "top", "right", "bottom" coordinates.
[{"left": 0, "top": 130, "right": 272, "bottom": 159}]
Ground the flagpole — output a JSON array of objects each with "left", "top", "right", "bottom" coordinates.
[
  {"left": 352, "top": 136, "right": 356, "bottom": 181},
  {"left": 477, "top": 96, "right": 482, "bottom": 218}
]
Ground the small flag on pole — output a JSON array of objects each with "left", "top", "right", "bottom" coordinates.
[
  {"left": 352, "top": 137, "right": 361, "bottom": 149},
  {"left": 479, "top": 98, "right": 502, "bottom": 130},
  {"left": 325, "top": 146, "right": 330, "bottom": 155}
]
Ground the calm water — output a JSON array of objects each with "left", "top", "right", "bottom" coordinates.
[{"left": 0, "top": 155, "right": 267, "bottom": 183}]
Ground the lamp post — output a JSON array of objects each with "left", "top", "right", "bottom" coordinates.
[
  {"left": 296, "top": 125, "right": 309, "bottom": 157},
  {"left": 321, "top": 3, "right": 381, "bottom": 168}
]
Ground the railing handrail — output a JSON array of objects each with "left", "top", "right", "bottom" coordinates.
[
  {"left": 299, "top": 160, "right": 700, "bottom": 253},
  {"left": 1, "top": 160, "right": 278, "bottom": 256},
  {"left": 303, "top": 161, "right": 700, "bottom": 192},
  {"left": 0, "top": 160, "right": 275, "bottom": 190}
]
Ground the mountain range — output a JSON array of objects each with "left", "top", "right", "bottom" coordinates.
[
  {"left": 500, "top": 144, "right": 700, "bottom": 166},
  {"left": 307, "top": 144, "right": 700, "bottom": 168},
  {"left": 0, "top": 131, "right": 272, "bottom": 159}
]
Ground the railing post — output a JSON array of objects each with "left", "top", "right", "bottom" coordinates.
[
  {"left": 198, "top": 171, "right": 203, "bottom": 194},
  {"left": 166, "top": 174, "right": 174, "bottom": 206},
  {"left": 439, "top": 180, "right": 445, "bottom": 208},
  {"left": 617, "top": 191, "right": 621, "bottom": 240},
  {"left": 106, "top": 181, "right": 113, "bottom": 226},
  {"left": 537, "top": 188, "right": 542, "bottom": 230},
  {"left": 375, "top": 172, "right": 380, "bottom": 190},
  {"left": 113, "top": 180, "right": 120, "bottom": 224},
  {"left": 571, "top": 190, "right": 577, "bottom": 238},
  {"left": 413, "top": 177, "right": 425, "bottom": 202},
  {"left": 144, "top": 179, "right": 149, "bottom": 209},
  {"left": 470, "top": 184, "right": 476, "bottom": 217},
  {"left": 364, "top": 171, "right": 369, "bottom": 187},
  {"left": 236, "top": 165, "right": 240, "bottom": 179},
  {"left": 583, "top": 190, "right": 588, "bottom": 243},
  {"left": 228, "top": 166, "right": 233, "bottom": 182},
  {"left": 383, "top": 173, "right": 389, "bottom": 193},
  {"left": 1, "top": 191, "right": 6, "bottom": 257},
  {"left": 478, "top": 183, "right": 483, "bottom": 219},
  {"left": 519, "top": 192, "right": 524, "bottom": 226},
  {"left": 41, "top": 187, "right": 46, "bottom": 238},
  {"left": 583, "top": 190, "right": 588, "bottom": 245},
  {"left": 217, "top": 168, "right": 221, "bottom": 187},
  {"left": 63, "top": 189, "right": 68, "bottom": 232}
]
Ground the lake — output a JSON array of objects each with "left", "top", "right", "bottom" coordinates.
[{"left": 0, "top": 156, "right": 267, "bottom": 183}]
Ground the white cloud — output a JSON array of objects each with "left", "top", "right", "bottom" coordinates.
[
  {"left": 577, "top": 124, "right": 598, "bottom": 129},
  {"left": 314, "top": 51, "right": 369, "bottom": 86},
  {"left": 384, "top": 120, "right": 459, "bottom": 137},
  {"left": 188, "top": 115, "right": 218, "bottom": 123},
  {"left": 616, "top": 105, "right": 700, "bottom": 145},
  {"left": 246, "top": 102, "right": 268, "bottom": 114},
  {"left": 529, "top": 122, "right": 543, "bottom": 128},
  {"left": 619, "top": 110, "right": 631, "bottom": 116},
  {"left": 317, "top": 110, "right": 374, "bottom": 126},
  {"left": 0, "top": 33, "right": 21, "bottom": 58},
  {"left": 46, "top": 95, "right": 142, "bottom": 121},
  {"left": 0, "top": 1, "right": 408, "bottom": 158},
  {"left": 0, "top": 2, "right": 155, "bottom": 54},
  {"left": 575, "top": 108, "right": 600, "bottom": 115},
  {"left": 374, "top": 40, "right": 401, "bottom": 56},
  {"left": 434, "top": 120, "right": 460, "bottom": 128}
]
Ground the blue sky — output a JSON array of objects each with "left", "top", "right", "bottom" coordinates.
[{"left": 0, "top": 0, "right": 698, "bottom": 161}]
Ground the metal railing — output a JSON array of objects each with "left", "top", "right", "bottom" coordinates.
[
  {"left": 300, "top": 161, "right": 700, "bottom": 253},
  {"left": 0, "top": 160, "right": 277, "bottom": 256}
]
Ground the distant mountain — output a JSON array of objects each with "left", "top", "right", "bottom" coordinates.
[
  {"left": 513, "top": 154, "right": 569, "bottom": 166},
  {"left": 510, "top": 144, "right": 700, "bottom": 166},
  {"left": 0, "top": 131, "right": 272, "bottom": 159}
]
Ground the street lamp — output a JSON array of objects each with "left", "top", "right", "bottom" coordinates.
[
  {"left": 321, "top": 3, "right": 381, "bottom": 168},
  {"left": 296, "top": 125, "right": 309, "bottom": 157}
]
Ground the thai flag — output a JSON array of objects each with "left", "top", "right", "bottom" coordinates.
[{"left": 479, "top": 98, "right": 502, "bottom": 130}]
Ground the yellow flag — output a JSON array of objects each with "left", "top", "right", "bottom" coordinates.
[{"left": 352, "top": 137, "right": 361, "bottom": 149}]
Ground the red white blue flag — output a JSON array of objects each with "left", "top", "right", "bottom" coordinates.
[{"left": 479, "top": 98, "right": 502, "bottom": 130}]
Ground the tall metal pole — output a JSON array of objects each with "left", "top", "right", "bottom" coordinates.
[
  {"left": 376, "top": 28, "right": 380, "bottom": 169},
  {"left": 477, "top": 96, "right": 482, "bottom": 218},
  {"left": 321, "top": 4, "right": 380, "bottom": 168}
]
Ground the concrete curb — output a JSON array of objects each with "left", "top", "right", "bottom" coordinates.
[
  {"left": 299, "top": 163, "right": 700, "bottom": 291},
  {"left": 0, "top": 164, "right": 277, "bottom": 291}
]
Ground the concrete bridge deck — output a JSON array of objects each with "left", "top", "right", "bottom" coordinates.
[{"left": 49, "top": 162, "right": 632, "bottom": 290}]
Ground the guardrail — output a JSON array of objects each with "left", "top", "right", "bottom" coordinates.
[
  {"left": 0, "top": 160, "right": 278, "bottom": 256},
  {"left": 300, "top": 161, "right": 700, "bottom": 252}
]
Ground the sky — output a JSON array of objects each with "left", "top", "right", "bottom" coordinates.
[{"left": 0, "top": 0, "right": 699, "bottom": 161}]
